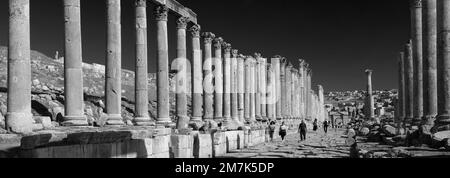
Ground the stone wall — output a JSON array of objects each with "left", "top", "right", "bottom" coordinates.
[{"left": 7, "top": 128, "right": 297, "bottom": 158}]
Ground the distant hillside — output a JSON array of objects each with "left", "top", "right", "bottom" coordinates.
[{"left": 0, "top": 46, "right": 192, "bottom": 128}]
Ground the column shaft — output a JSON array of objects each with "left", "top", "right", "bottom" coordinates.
[
  {"left": 190, "top": 25, "right": 203, "bottom": 124},
  {"left": 106, "top": 0, "right": 124, "bottom": 125},
  {"left": 405, "top": 42, "right": 414, "bottom": 126},
  {"left": 6, "top": 0, "right": 34, "bottom": 133},
  {"left": 175, "top": 17, "right": 189, "bottom": 129},
  {"left": 412, "top": 0, "right": 424, "bottom": 125},
  {"left": 155, "top": 5, "right": 171, "bottom": 125},
  {"left": 134, "top": 0, "right": 152, "bottom": 126},
  {"left": 213, "top": 38, "right": 224, "bottom": 121},
  {"left": 274, "top": 57, "right": 282, "bottom": 120},
  {"left": 260, "top": 58, "right": 267, "bottom": 120},
  {"left": 244, "top": 56, "right": 252, "bottom": 122},
  {"left": 250, "top": 58, "right": 256, "bottom": 123},
  {"left": 63, "top": 0, "right": 88, "bottom": 126},
  {"left": 231, "top": 50, "right": 240, "bottom": 124},
  {"left": 398, "top": 52, "right": 406, "bottom": 124},
  {"left": 254, "top": 55, "right": 261, "bottom": 120},
  {"left": 435, "top": 0, "right": 450, "bottom": 129},
  {"left": 365, "top": 70, "right": 375, "bottom": 119},
  {"left": 280, "top": 61, "right": 287, "bottom": 119},
  {"left": 223, "top": 43, "right": 232, "bottom": 121},
  {"left": 238, "top": 56, "right": 245, "bottom": 123},
  {"left": 422, "top": 0, "right": 438, "bottom": 127},
  {"left": 202, "top": 32, "right": 215, "bottom": 120}
]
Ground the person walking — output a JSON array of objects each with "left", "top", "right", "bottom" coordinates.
[
  {"left": 313, "top": 119, "right": 318, "bottom": 131},
  {"left": 279, "top": 122, "right": 288, "bottom": 143},
  {"left": 323, "top": 120, "right": 329, "bottom": 134},
  {"left": 298, "top": 120, "right": 307, "bottom": 142},
  {"left": 268, "top": 121, "right": 276, "bottom": 142}
]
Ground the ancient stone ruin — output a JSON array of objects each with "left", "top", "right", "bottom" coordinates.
[{"left": 0, "top": 0, "right": 328, "bottom": 158}]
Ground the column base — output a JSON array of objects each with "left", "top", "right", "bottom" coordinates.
[
  {"left": 421, "top": 115, "right": 436, "bottom": 127},
  {"left": 5, "top": 112, "right": 34, "bottom": 134},
  {"left": 176, "top": 115, "right": 190, "bottom": 129},
  {"left": 156, "top": 118, "right": 174, "bottom": 127},
  {"left": 134, "top": 117, "right": 155, "bottom": 126},
  {"left": 412, "top": 117, "right": 423, "bottom": 126},
  {"left": 431, "top": 114, "right": 450, "bottom": 133},
  {"left": 62, "top": 115, "right": 88, "bottom": 127},
  {"left": 105, "top": 114, "right": 125, "bottom": 126},
  {"left": 189, "top": 119, "right": 204, "bottom": 131}
]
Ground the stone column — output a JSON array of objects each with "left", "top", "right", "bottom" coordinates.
[
  {"left": 260, "top": 57, "right": 267, "bottom": 121},
  {"left": 273, "top": 56, "right": 282, "bottom": 120},
  {"left": 155, "top": 5, "right": 172, "bottom": 126},
  {"left": 202, "top": 32, "right": 215, "bottom": 121},
  {"left": 318, "top": 85, "right": 325, "bottom": 122},
  {"left": 133, "top": 0, "right": 152, "bottom": 126},
  {"left": 280, "top": 59, "right": 287, "bottom": 119},
  {"left": 398, "top": 52, "right": 406, "bottom": 125},
  {"left": 292, "top": 69, "right": 298, "bottom": 119},
  {"left": 63, "top": 0, "right": 88, "bottom": 126},
  {"left": 422, "top": 0, "right": 438, "bottom": 128},
  {"left": 286, "top": 63, "right": 293, "bottom": 119},
  {"left": 299, "top": 60, "right": 306, "bottom": 119},
  {"left": 294, "top": 71, "right": 300, "bottom": 119},
  {"left": 306, "top": 68, "right": 312, "bottom": 120},
  {"left": 365, "top": 69, "right": 375, "bottom": 120},
  {"left": 250, "top": 57, "right": 257, "bottom": 123},
  {"left": 405, "top": 41, "right": 414, "bottom": 126},
  {"left": 231, "top": 50, "right": 240, "bottom": 126},
  {"left": 223, "top": 42, "right": 232, "bottom": 126},
  {"left": 435, "top": 0, "right": 450, "bottom": 131},
  {"left": 244, "top": 56, "right": 252, "bottom": 123},
  {"left": 189, "top": 24, "right": 203, "bottom": 127},
  {"left": 6, "top": 0, "right": 34, "bottom": 133},
  {"left": 238, "top": 54, "right": 245, "bottom": 123},
  {"left": 105, "top": 0, "right": 124, "bottom": 126},
  {"left": 213, "top": 37, "right": 224, "bottom": 122},
  {"left": 254, "top": 53, "right": 262, "bottom": 121},
  {"left": 266, "top": 63, "right": 275, "bottom": 120},
  {"left": 175, "top": 16, "right": 189, "bottom": 129},
  {"left": 411, "top": 0, "right": 424, "bottom": 126}
]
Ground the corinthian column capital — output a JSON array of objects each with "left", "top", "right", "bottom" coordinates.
[
  {"left": 176, "top": 16, "right": 189, "bottom": 29},
  {"left": 190, "top": 24, "right": 201, "bottom": 38},
  {"left": 232, "top": 49, "right": 239, "bottom": 57},
  {"left": 223, "top": 42, "right": 232, "bottom": 53},
  {"left": 410, "top": 0, "right": 422, "bottom": 8},
  {"left": 202, "top": 32, "right": 215, "bottom": 44},
  {"left": 135, "top": 0, "right": 146, "bottom": 7},
  {"left": 214, "top": 37, "right": 224, "bottom": 48},
  {"left": 154, "top": 5, "right": 168, "bottom": 21}
]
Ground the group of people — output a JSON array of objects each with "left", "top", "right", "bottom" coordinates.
[{"left": 267, "top": 119, "right": 331, "bottom": 143}]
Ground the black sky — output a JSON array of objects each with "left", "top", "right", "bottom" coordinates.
[{"left": 0, "top": 0, "right": 411, "bottom": 92}]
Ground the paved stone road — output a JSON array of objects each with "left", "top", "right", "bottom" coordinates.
[{"left": 221, "top": 128, "right": 350, "bottom": 158}]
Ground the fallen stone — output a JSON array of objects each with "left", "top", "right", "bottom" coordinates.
[
  {"left": 126, "top": 120, "right": 134, "bottom": 126},
  {"left": 433, "top": 131, "right": 450, "bottom": 141},
  {"left": 444, "top": 139, "right": 450, "bottom": 151},
  {"left": 34, "top": 116, "right": 53, "bottom": 129},
  {"left": 347, "top": 129, "right": 356, "bottom": 138},
  {"left": 382, "top": 137, "right": 396, "bottom": 145},
  {"left": 0, "top": 114, "right": 5, "bottom": 129},
  {"left": 0, "top": 127, "right": 7, "bottom": 134},
  {"left": 359, "top": 127, "right": 370, "bottom": 136},
  {"left": 373, "top": 151, "right": 389, "bottom": 158},
  {"left": 32, "top": 79, "right": 40, "bottom": 86},
  {"left": 382, "top": 125, "right": 396, "bottom": 137},
  {"left": 392, "top": 135, "right": 406, "bottom": 142}
]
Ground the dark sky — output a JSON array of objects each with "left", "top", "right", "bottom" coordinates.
[{"left": 0, "top": 0, "right": 411, "bottom": 92}]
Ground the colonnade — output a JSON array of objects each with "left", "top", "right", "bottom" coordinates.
[{"left": 4, "top": 0, "right": 327, "bottom": 134}]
